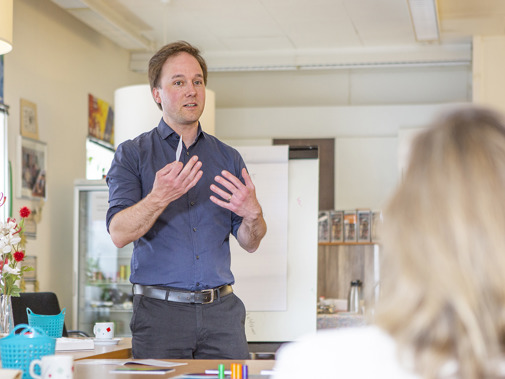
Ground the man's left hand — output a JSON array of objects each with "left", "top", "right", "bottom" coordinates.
[{"left": 210, "top": 168, "right": 262, "bottom": 220}]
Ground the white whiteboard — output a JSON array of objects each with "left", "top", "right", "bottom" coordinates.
[
  {"left": 231, "top": 146, "right": 319, "bottom": 342},
  {"left": 231, "top": 146, "right": 289, "bottom": 312}
]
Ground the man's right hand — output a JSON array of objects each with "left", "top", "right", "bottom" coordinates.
[
  {"left": 109, "top": 156, "right": 202, "bottom": 248},
  {"left": 149, "top": 155, "right": 203, "bottom": 208}
]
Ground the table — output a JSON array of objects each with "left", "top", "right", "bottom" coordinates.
[{"left": 74, "top": 359, "right": 275, "bottom": 378}]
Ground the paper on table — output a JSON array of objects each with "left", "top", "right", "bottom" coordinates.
[
  {"left": 110, "top": 366, "right": 175, "bottom": 375},
  {"left": 109, "top": 360, "right": 188, "bottom": 375},
  {"left": 121, "top": 359, "right": 188, "bottom": 368},
  {"left": 76, "top": 359, "right": 188, "bottom": 367},
  {"left": 55, "top": 337, "right": 94, "bottom": 351},
  {"left": 76, "top": 359, "right": 124, "bottom": 365}
]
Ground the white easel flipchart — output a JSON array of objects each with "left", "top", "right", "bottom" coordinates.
[{"left": 231, "top": 145, "right": 319, "bottom": 342}]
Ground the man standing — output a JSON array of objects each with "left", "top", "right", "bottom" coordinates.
[{"left": 106, "top": 41, "right": 267, "bottom": 359}]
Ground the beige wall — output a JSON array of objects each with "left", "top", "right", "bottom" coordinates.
[
  {"left": 472, "top": 35, "right": 505, "bottom": 114},
  {"left": 216, "top": 103, "right": 468, "bottom": 211},
  {"left": 4, "top": 0, "right": 146, "bottom": 326}
]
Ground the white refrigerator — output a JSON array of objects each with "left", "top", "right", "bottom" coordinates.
[{"left": 72, "top": 179, "right": 133, "bottom": 337}]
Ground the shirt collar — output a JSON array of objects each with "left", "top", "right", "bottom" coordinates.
[{"left": 156, "top": 118, "right": 205, "bottom": 142}]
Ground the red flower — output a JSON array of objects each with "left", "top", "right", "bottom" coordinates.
[
  {"left": 19, "top": 206, "right": 31, "bottom": 218},
  {"left": 13, "top": 251, "right": 25, "bottom": 262}
]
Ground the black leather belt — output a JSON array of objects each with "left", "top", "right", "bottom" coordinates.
[{"left": 133, "top": 284, "right": 233, "bottom": 304}]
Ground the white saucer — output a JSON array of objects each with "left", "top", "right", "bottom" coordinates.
[{"left": 93, "top": 338, "right": 120, "bottom": 345}]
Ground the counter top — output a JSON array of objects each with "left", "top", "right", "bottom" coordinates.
[{"left": 317, "top": 313, "right": 366, "bottom": 329}]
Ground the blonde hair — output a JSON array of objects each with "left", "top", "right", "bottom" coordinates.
[{"left": 375, "top": 106, "right": 505, "bottom": 379}]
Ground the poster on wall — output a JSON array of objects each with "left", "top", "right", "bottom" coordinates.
[
  {"left": 20, "top": 98, "right": 39, "bottom": 140},
  {"left": 88, "top": 94, "right": 114, "bottom": 146},
  {"left": 18, "top": 136, "right": 47, "bottom": 200}
]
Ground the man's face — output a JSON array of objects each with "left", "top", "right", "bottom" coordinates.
[{"left": 153, "top": 52, "right": 206, "bottom": 130}]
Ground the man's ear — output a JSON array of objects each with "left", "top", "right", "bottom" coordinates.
[{"left": 152, "top": 87, "right": 161, "bottom": 104}]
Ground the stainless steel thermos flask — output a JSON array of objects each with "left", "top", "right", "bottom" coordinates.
[{"left": 347, "top": 279, "right": 363, "bottom": 313}]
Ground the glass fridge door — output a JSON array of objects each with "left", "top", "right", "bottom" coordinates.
[{"left": 74, "top": 180, "right": 133, "bottom": 337}]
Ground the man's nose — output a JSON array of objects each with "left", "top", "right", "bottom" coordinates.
[{"left": 186, "top": 83, "right": 197, "bottom": 96}]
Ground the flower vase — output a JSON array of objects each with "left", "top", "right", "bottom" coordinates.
[{"left": 0, "top": 295, "right": 14, "bottom": 336}]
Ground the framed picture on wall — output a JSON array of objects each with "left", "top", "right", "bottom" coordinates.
[
  {"left": 18, "top": 136, "right": 47, "bottom": 199},
  {"left": 20, "top": 99, "right": 39, "bottom": 140}
]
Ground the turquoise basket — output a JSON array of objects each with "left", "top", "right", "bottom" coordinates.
[
  {"left": 26, "top": 307, "right": 65, "bottom": 338},
  {"left": 0, "top": 324, "right": 55, "bottom": 379}
]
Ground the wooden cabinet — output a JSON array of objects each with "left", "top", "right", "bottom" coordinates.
[{"left": 318, "top": 243, "right": 380, "bottom": 307}]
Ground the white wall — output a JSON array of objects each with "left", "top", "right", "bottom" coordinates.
[
  {"left": 4, "top": 0, "right": 146, "bottom": 326},
  {"left": 208, "top": 64, "right": 471, "bottom": 108},
  {"left": 216, "top": 102, "right": 469, "bottom": 210}
]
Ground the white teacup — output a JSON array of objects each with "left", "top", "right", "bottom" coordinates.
[
  {"left": 29, "top": 355, "right": 74, "bottom": 379},
  {"left": 93, "top": 322, "right": 114, "bottom": 339}
]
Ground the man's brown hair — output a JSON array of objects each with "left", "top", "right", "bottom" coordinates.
[{"left": 148, "top": 41, "right": 208, "bottom": 110}]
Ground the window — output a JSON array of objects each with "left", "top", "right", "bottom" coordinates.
[
  {"left": 0, "top": 104, "right": 9, "bottom": 219},
  {"left": 86, "top": 137, "right": 114, "bottom": 180}
]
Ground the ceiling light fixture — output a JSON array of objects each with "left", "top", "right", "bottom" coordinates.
[
  {"left": 407, "top": 0, "right": 440, "bottom": 42},
  {"left": 0, "top": 0, "right": 13, "bottom": 55}
]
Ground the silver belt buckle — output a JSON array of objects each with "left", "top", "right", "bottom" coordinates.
[{"left": 201, "top": 289, "right": 214, "bottom": 304}]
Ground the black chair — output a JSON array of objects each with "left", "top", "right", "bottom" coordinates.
[{"left": 11, "top": 292, "right": 89, "bottom": 337}]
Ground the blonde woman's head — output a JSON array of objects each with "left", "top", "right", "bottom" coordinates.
[{"left": 376, "top": 105, "right": 505, "bottom": 379}]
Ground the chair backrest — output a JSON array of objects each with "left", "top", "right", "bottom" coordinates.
[{"left": 11, "top": 292, "right": 69, "bottom": 337}]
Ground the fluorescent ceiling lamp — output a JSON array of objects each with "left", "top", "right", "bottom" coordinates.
[
  {"left": 0, "top": 0, "right": 13, "bottom": 54},
  {"left": 408, "top": 0, "right": 440, "bottom": 42}
]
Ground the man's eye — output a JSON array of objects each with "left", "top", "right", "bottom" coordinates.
[
  {"left": 174, "top": 81, "right": 183, "bottom": 86},
  {"left": 194, "top": 80, "right": 203, "bottom": 86}
]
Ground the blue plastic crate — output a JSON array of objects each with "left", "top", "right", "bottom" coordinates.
[
  {"left": 0, "top": 324, "right": 55, "bottom": 379},
  {"left": 26, "top": 307, "right": 65, "bottom": 338}
]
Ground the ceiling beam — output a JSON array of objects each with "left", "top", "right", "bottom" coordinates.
[
  {"left": 51, "top": 0, "right": 156, "bottom": 51},
  {"left": 130, "top": 43, "right": 471, "bottom": 73}
]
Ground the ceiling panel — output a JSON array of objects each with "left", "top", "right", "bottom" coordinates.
[
  {"left": 51, "top": 0, "right": 505, "bottom": 75},
  {"left": 345, "top": 0, "right": 415, "bottom": 45},
  {"left": 47, "top": 0, "right": 491, "bottom": 107},
  {"left": 51, "top": 0, "right": 503, "bottom": 58}
]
